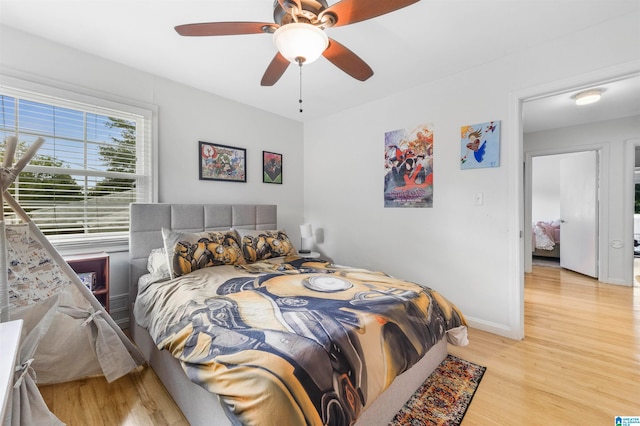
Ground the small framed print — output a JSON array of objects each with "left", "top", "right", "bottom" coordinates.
[
  {"left": 263, "top": 151, "right": 282, "bottom": 184},
  {"left": 460, "top": 121, "right": 501, "bottom": 170},
  {"left": 199, "top": 141, "right": 246, "bottom": 182}
]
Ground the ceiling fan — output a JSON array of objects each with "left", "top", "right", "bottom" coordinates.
[{"left": 175, "top": 0, "right": 420, "bottom": 86}]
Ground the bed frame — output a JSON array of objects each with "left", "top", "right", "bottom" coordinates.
[
  {"left": 129, "top": 203, "right": 447, "bottom": 426},
  {"left": 533, "top": 244, "right": 560, "bottom": 259}
]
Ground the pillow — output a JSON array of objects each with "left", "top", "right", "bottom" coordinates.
[
  {"left": 162, "top": 228, "right": 245, "bottom": 278},
  {"left": 147, "top": 247, "right": 170, "bottom": 279},
  {"left": 236, "top": 229, "right": 296, "bottom": 262}
]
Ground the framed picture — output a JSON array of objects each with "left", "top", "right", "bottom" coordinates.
[
  {"left": 384, "top": 123, "right": 434, "bottom": 208},
  {"left": 460, "top": 121, "right": 501, "bottom": 169},
  {"left": 263, "top": 151, "right": 283, "bottom": 184},
  {"left": 199, "top": 141, "right": 246, "bottom": 182}
]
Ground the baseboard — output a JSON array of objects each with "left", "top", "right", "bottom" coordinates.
[
  {"left": 464, "top": 316, "right": 520, "bottom": 340},
  {"left": 109, "top": 293, "right": 129, "bottom": 329}
]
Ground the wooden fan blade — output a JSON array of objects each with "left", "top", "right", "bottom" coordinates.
[
  {"left": 320, "top": 0, "right": 420, "bottom": 28},
  {"left": 261, "top": 53, "right": 291, "bottom": 86},
  {"left": 322, "top": 38, "right": 373, "bottom": 81},
  {"left": 175, "top": 22, "right": 277, "bottom": 36}
]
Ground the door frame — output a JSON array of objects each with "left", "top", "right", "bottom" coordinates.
[
  {"left": 524, "top": 148, "right": 604, "bottom": 278},
  {"left": 624, "top": 138, "right": 640, "bottom": 286},
  {"left": 508, "top": 60, "right": 640, "bottom": 340}
]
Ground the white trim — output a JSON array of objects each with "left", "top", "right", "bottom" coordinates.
[
  {"left": 624, "top": 138, "right": 640, "bottom": 286},
  {"left": 507, "top": 92, "right": 525, "bottom": 340},
  {"left": 0, "top": 67, "right": 156, "bottom": 120},
  {"left": 109, "top": 293, "right": 130, "bottom": 330},
  {"left": 0, "top": 71, "right": 159, "bottom": 249},
  {"left": 464, "top": 315, "right": 515, "bottom": 339},
  {"left": 54, "top": 236, "right": 129, "bottom": 256}
]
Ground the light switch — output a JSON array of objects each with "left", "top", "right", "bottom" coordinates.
[{"left": 474, "top": 192, "right": 484, "bottom": 205}]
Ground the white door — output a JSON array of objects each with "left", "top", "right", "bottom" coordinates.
[{"left": 560, "top": 151, "right": 598, "bottom": 277}]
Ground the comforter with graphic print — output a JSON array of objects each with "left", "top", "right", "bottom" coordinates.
[{"left": 135, "top": 256, "right": 467, "bottom": 426}]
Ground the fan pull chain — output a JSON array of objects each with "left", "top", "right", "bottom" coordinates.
[{"left": 297, "top": 58, "right": 303, "bottom": 113}]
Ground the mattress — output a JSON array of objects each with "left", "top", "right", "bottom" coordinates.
[{"left": 134, "top": 256, "right": 467, "bottom": 425}]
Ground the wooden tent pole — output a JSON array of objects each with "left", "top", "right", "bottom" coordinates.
[
  {"left": 0, "top": 136, "right": 45, "bottom": 321},
  {"left": 2, "top": 191, "right": 29, "bottom": 223},
  {"left": 2, "top": 136, "right": 17, "bottom": 168},
  {"left": 0, "top": 205, "right": 7, "bottom": 322},
  {"left": 0, "top": 136, "right": 19, "bottom": 322}
]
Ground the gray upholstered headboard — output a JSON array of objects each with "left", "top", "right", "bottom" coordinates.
[{"left": 129, "top": 203, "right": 277, "bottom": 305}]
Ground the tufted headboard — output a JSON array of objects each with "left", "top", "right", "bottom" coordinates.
[{"left": 129, "top": 203, "right": 277, "bottom": 305}]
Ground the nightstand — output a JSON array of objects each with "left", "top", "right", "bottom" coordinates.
[{"left": 64, "top": 252, "right": 110, "bottom": 313}]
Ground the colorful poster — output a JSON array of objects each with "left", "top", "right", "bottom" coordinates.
[
  {"left": 384, "top": 123, "right": 434, "bottom": 208},
  {"left": 263, "top": 151, "right": 283, "bottom": 184},
  {"left": 460, "top": 121, "right": 500, "bottom": 169},
  {"left": 199, "top": 141, "right": 246, "bottom": 182}
]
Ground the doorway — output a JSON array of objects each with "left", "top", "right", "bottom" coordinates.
[
  {"left": 633, "top": 145, "right": 640, "bottom": 287},
  {"left": 530, "top": 151, "right": 599, "bottom": 278},
  {"left": 512, "top": 66, "right": 640, "bottom": 340}
]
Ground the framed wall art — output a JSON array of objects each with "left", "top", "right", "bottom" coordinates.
[
  {"left": 199, "top": 141, "right": 246, "bottom": 182},
  {"left": 263, "top": 151, "right": 282, "bottom": 184},
  {"left": 460, "top": 121, "right": 501, "bottom": 169},
  {"left": 383, "top": 123, "right": 434, "bottom": 208}
]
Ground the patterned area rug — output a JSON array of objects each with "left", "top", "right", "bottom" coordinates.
[{"left": 389, "top": 355, "right": 486, "bottom": 426}]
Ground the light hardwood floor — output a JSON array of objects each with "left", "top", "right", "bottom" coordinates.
[
  {"left": 449, "top": 266, "right": 640, "bottom": 424},
  {"left": 40, "top": 265, "right": 640, "bottom": 425}
]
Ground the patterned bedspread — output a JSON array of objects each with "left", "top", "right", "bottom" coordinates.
[{"left": 135, "top": 257, "right": 467, "bottom": 426}]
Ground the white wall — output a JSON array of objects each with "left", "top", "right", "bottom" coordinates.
[
  {"left": 0, "top": 25, "right": 304, "bottom": 327},
  {"left": 303, "top": 12, "right": 640, "bottom": 338},
  {"left": 1, "top": 9, "right": 639, "bottom": 336},
  {"left": 525, "top": 116, "right": 640, "bottom": 285},
  {"left": 531, "top": 154, "right": 565, "bottom": 222}
]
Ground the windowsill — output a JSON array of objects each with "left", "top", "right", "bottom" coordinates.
[{"left": 51, "top": 234, "right": 129, "bottom": 256}]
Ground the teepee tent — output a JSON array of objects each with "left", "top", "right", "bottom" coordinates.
[{"left": 1, "top": 136, "right": 145, "bottom": 425}]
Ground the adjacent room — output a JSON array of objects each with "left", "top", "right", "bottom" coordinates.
[{"left": 1, "top": 0, "right": 639, "bottom": 424}]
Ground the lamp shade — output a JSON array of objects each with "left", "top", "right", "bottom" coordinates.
[
  {"left": 273, "top": 23, "right": 328, "bottom": 64},
  {"left": 300, "top": 223, "right": 313, "bottom": 238}
]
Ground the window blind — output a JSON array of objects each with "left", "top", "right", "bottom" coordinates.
[{"left": 0, "top": 85, "right": 154, "bottom": 245}]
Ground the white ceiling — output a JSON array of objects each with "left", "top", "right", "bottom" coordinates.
[
  {"left": 0, "top": 0, "right": 638, "bottom": 128},
  {"left": 523, "top": 74, "right": 640, "bottom": 133}
]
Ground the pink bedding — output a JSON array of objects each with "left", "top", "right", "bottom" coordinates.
[{"left": 532, "top": 220, "right": 560, "bottom": 251}]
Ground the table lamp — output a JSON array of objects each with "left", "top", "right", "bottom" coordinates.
[{"left": 299, "top": 223, "right": 313, "bottom": 254}]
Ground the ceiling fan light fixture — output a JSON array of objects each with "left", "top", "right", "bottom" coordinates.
[
  {"left": 273, "top": 23, "right": 328, "bottom": 64},
  {"left": 574, "top": 89, "right": 603, "bottom": 106}
]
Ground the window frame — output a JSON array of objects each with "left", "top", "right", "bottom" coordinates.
[{"left": 1, "top": 74, "right": 158, "bottom": 251}]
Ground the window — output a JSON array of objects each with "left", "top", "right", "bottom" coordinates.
[{"left": 1, "top": 84, "right": 155, "bottom": 247}]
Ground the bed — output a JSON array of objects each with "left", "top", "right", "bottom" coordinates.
[
  {"left": 532, "top": 220, "right": 561, "bottom": 259},
  {"left": 129, "top": 203, "right": 468, "bottom": 426}
]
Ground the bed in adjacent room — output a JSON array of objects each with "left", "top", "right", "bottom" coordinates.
[
  {"left": 129, "top": 203, "right": 468, "bottom": 426},
  {"left": 532, "top": 220, "right": 561, "bottom": 259}
]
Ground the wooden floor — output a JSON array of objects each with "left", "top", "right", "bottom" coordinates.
[
  {"left": 449, "top": 266, "right": 640, "bottom": 424},
  {"left": 39, "top": 364, "right": 189, "bottom": 426},
  {"left": 40, "top": 265, "right": 640, "bottom": 425}
]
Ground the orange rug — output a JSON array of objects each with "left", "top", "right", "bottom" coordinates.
[{"left": 389, "top": 355, "right": 486, "bottom": 426}]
